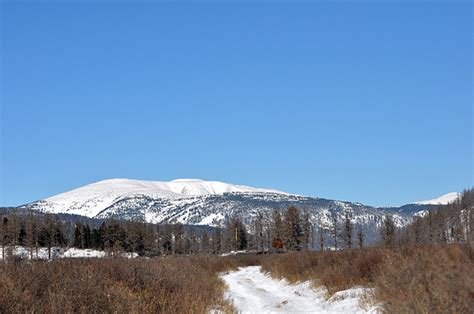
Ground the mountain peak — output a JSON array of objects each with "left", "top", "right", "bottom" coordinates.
[
  {"left": 170, "top": 178, "right": 205, "bottom": 183},
  {"left": 32, "top": 178, "right": 288, "bottom": 217},
  {"left": 414, "top": 192, "right": 461, "bottom": 205}
]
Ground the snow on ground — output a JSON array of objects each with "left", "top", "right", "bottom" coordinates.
[
  {"left": 62, "top": 248, "right": 107, "bottom": 258},
  {"left": 3, "top": 246, "right": 138, "bottom": 260},
  {"left": 220, "top": 266, "right": 376, "bottom": 313}
]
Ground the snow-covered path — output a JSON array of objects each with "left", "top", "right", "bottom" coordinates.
[{"left": 220, "top": 266, "right": 374, "bottom": 313}]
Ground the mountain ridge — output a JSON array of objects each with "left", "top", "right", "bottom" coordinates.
[
  {"left": 414, "top": 192, "right": 461, "bottom": 205},
  {"left": 19, "top": 178, "right": 450, "bottom": 244},
  {"left": 34, "top": 178, "right": 288, "bottom": 218}
]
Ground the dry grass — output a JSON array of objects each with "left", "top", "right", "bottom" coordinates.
[
  {"left": 260, "top": 249, "right": 384, "bottom": 295},
  {"left": 0, "top": 255, "right": 246, "bottom": 313},
  {"left": 260, "top": 245, "right": 473, "bottom": 313},
  {"left": 1, "top": 246, "right": 471, "bottom": 313},
  {"left": 374, "top": 244, "right": 474, "bottom": 313}
]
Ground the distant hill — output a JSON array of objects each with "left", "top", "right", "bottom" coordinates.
[{"left": 15, "top": 178, "right": 447, "bottom": 243}]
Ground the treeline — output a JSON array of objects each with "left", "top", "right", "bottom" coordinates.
[
  {"left": 0, "top": 214, "right": 67, "bottom": 260},
  {"left": 392, "top": 188, "right": 473, "bottom": 246},
  {"left": 2, "top": 188, "right": 471, "bottom": 260},
  {"left": 0, "top": 212, "right": 224, "bottom": 259},
  {"left": 1, "top": 204, "right": 365, "bottom": 260}
]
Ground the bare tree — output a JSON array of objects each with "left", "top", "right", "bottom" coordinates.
[
  {"left": 380, "top": 215, "right": 396, "bottom": 247},
  {"left": 330, "top": 211, "right": 339, "bottom": 250},
  {"left": 301, "top": 209, "right": 311, "bottom": 251},
  {"left": 226, "top": 216, "right": 247, "bottom": 252},
  {"left": 284, "top": 206, "right": 302, "bottom": 251}
]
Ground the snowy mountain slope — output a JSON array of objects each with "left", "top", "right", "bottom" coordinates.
[
  {"left": 21, "top": 178, "right": 414, "bottom": 244},
  {"left": 414, "top": 192, "right": 461, "bottom": 205},
  {"left": 30, "top": 178, "right": 287, "bottom": 217},
  {"left": 90, "top": 192, "right": 409, "bottom": 242}
]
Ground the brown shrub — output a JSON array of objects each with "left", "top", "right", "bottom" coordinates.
[
  {"left": 374, "top": 244, "right": 474, "bottom": 313},
  {"left": 0, "top": 256, "right": 237, "bottom": 313},
  {"left": 1, "top": 245, "right": 471, "bottom": 313},
  {"left": 260, "top": 245, "right": 474, "bottom": 313},
  {"left": 260, "top": 249, "right": 385, "bottom": 295}
]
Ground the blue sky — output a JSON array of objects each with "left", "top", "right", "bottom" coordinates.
[{"left": 1, "top": 1, "right": 472, "bottom": 207}]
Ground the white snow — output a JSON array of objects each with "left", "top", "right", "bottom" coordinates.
[
  {"left": 2, "top": 246, "right": 137, "bottom": 260},
  {"left": 220, "top": 266, "right": 376, "bottom": 313},
  {"left": 415, "top": 192, "right": 460, "bottom": 205},
  {"left": 35, "top": 178, "right": 288, "bottom": 218},
  {"left": 62, "top": 248, "right": 107, "bottom": 258},
  {"left": 198, "top": 212, "right": 225, "bottom": 226}
]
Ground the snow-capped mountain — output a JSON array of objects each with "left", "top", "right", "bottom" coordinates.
[
  {"left": 415, "top": 192, "right": 461, "bottom": 205},
  {"left": 20, "top": 178, "right": 417, "bottom": 242},
  {"left": 30, "top": 178, "right": 287, "bottom": 217}
]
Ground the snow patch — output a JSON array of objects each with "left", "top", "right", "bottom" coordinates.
[
  {"left": 415, "top": 192, "right": 460, "bottom": 205},
  {"left": 2, "top": 246, "right": 138, "bottom": 260},
  {"left": 220, "top": 266, "right": 376, "bottom": 313}
]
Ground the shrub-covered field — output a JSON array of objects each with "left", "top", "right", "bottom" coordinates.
[
  {"left": 0, "top": 245, "right": 472, "bottom": 313},
  {"left": 260, "top": 244, "right": 474, "bottom": 313},
  {"left": 0, "top": 255, "right": 243, "bottom": 313}
]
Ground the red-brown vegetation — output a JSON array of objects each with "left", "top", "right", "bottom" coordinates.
[{"left": 260, "top": 244, "right": 474, "bottom": 313}]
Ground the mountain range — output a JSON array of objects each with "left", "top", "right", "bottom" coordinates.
[{"left": 18, "top": 178, "right": 460, "bottom": 242}]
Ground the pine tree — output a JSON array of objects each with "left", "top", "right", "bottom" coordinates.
[
  {"left": 357, "top": 227, "right": 364, "bottom": 249},
  {"left": 212, "top": 227, "right": 222, "bottom": 254},
  {"left": 18, "top": 223, "right": 27, "bottom": 246},
  {"left": 162, "top": 225, "right": 173, "bottom": 255},
  {"left": 343, "top": 210, "right": 353, "bottom": 249},
  {"left": 83, "top": 224, "right": 91, "bottom": 248},
  {"left": 42, "top": 214, "right": 55, "bottom": 259},
  {"left": 72, "top": 222, "right": 83, "bottom": 248},
  {"left": 174, "top": 223, "right": 185, "bottom": 255}
]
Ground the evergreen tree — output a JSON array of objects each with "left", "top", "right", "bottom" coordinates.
[
  {"left": 212, "top": 227, "right": 222, "bottom": 254},
  {"left": 72, "top": 222, "right": 84, "bottom": 248},
  {"left": 343, "top": 210, "right": 353, "bottom": 249},
  {"left": 18, "top": 223, "right": 27, "bottom": 246},
  {"left": 357, "top": 227, "right": 364, "bottom": 249},
  {"left": 83, "top": 224, "right": 91, "bottom": 248}
]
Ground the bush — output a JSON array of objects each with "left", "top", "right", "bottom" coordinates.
[
  {"left": 0, "top": 256, "right": 236, "bottom": 313},
  {"left": 260, "top": 249, "right": 385, "bottom": 295},
  {"left": 374, "top": 244, "right": 473, "bottom": 313}
]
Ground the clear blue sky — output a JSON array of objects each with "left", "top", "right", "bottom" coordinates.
[{"left": 1, "top": 1, "right": 472, "bottom": 207}]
